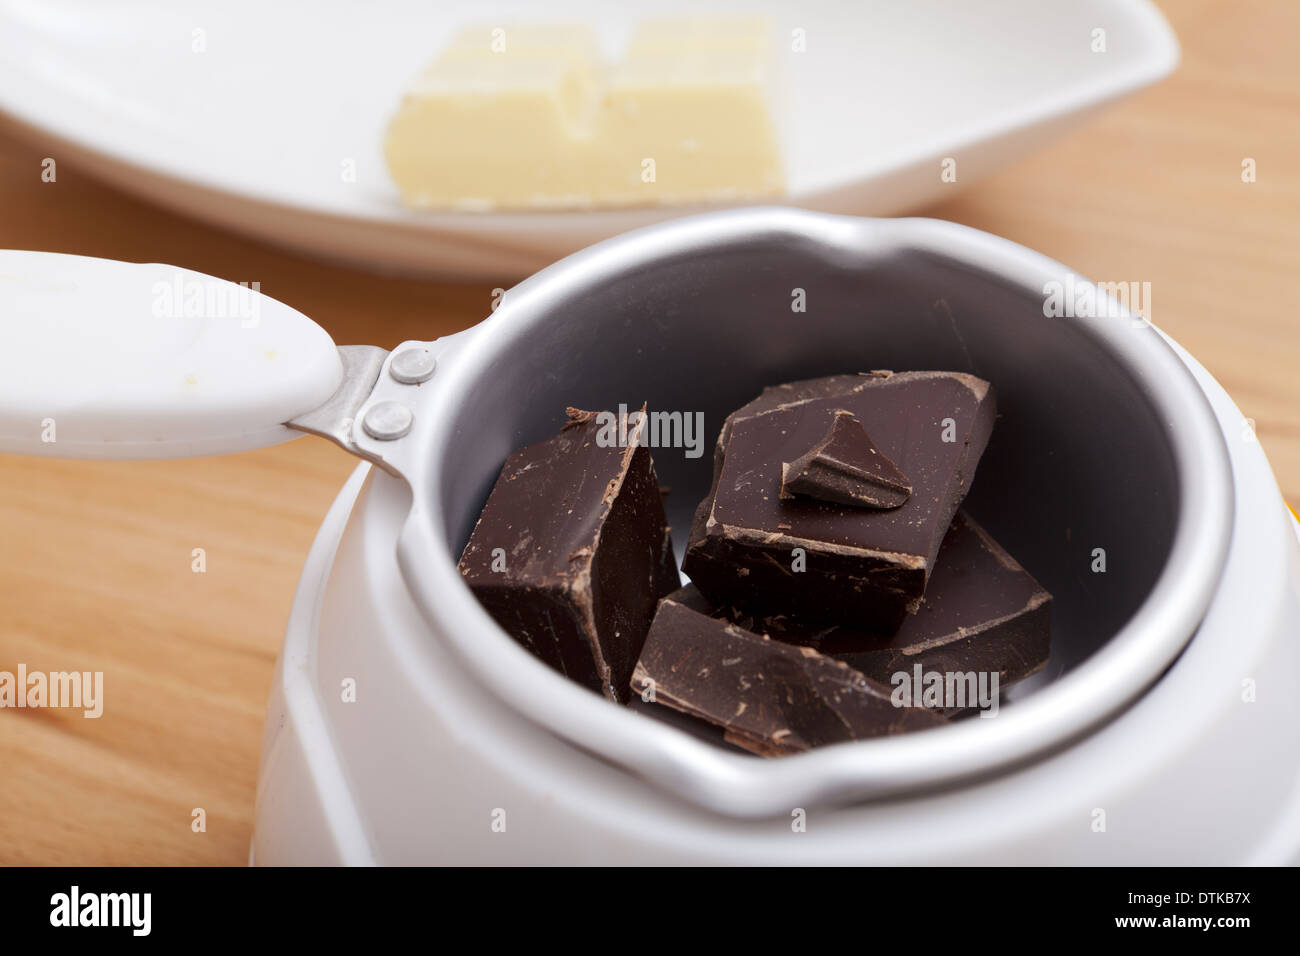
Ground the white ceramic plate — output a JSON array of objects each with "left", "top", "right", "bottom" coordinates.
[{"left": 0, "top": 0, "right": 1177, "bottom": 279}]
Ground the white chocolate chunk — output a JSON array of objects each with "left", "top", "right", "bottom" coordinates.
[{"left": 384, "top": 18, "right": 784, "bottom": 211}]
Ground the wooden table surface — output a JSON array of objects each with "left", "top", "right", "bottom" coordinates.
[{"left": 2, "top": 0, "right": 1296, "bottom": 865}]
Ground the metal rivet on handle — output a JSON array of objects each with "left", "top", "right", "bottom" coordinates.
[
  {"left": 362, "top": 401, "right": 413, "bottom": 441},
  {"left": 389, "top": 348, "right": 437, "bottom": 384}
]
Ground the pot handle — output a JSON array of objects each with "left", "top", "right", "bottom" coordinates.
[{"left": 0, "top": 250, "right": 344, "bottom": 459}]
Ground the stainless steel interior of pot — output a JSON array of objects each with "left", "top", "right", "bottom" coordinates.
[{"left": 407, "top": 209, "right": 1232, "bottom": 811}]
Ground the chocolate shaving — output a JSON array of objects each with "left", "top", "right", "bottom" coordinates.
[{"left": 780, "top": 409, "right": 911, "bottom": 509}]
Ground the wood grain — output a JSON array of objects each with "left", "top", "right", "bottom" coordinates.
[{"left": 1, "top": 1, "right": 1296, "bottom": 864}]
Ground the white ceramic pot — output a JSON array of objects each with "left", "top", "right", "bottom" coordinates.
[{"left": 4, "top": 209, "right": 1298, "bottom": 864}]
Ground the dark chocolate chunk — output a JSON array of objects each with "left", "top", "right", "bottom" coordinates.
[
  {"left": 819, "top": 513, "right": 1049, "bottom": 688},
  {"left": 459, "top": 406, "right": 680, "bottom": 702},
  {"left": 684, "top": 510, "right": 1051, "bottom": 704},
  {"left": 631, "top": 591, "right": 944, "bottom": 756},
  {"left": 684, "top": 371, "right": 995, "bottom": 632},
  {"left": 780, "top": 409, "right": 911, "bottom": 509}
]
